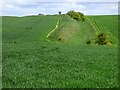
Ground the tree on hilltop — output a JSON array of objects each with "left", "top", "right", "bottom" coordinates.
[{"left": 66, "top": 10, "right": 85, "bottom": 21}]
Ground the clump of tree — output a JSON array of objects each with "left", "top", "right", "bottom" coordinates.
[
  {"left": 38, "top": 13, "right": 44, "bottom": 16},
  {"left": 95, "top": 33, "right": 109, "bottom": 45},
  {"left": 58, "top": 11, "right": 61, "bottom": 15},
  {"left": 66, "top": 10, "right": 85, "bottom": 21}
]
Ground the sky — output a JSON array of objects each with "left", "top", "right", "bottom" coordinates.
[{"left": 0, "top": 0, "right": 119, "bottom": 16}]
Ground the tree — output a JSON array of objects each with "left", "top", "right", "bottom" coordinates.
[
  {"left": 78, "top": 12, "right": 84, "bottom": 17},
  {"left": 58, "top": 11, "right": 61, "bottom": 15},
  {"left": 38, "top": 13, "right": 44, "bottom": 15}
]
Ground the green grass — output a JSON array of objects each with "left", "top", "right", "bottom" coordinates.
[
  {"left": 48, "top": 15, "right": 97, "bottom": 44},
  {"left": 2, "top": 15, "right": 59, "bottom": 43},
  {"left": 2, "top": 15, "right": 118, "bottom": 88},
  {"left": 89, "top": 15, "right": 118, "bottom": 45},
  {"left": 47, "top": 15, "right": 118, "bottom": 45},
  {"left": 48, "top": 15, "right": 81, "bottom": 43}
]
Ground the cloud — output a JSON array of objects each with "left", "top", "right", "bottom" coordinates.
[
  {"left": 0, "top": 0, "right": 118, "bottom": 16},
  {"left": 2, "top": 0, "right": 120, "bottom": 3},
  {"left": 41, "top": 2, "right": 87, "bottom": 14},
  {"left": 1, "top": 1, "right": 46, "bottom": 16},
  {"left": 83, "top": 3, "right": 118, "bottom": 15}
]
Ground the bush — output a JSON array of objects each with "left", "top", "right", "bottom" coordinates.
[
  {"left": 95, "top": 33, "right": 109, "bottom": 45},
  {"left": 13, "top": 41, "right": 17, "bottom": 44},
  {"left": 58, "top": 37, "right": 61, "bottom": 41},
  {"left": 73, "top": 12, "right": 80, "bottom": 21},
  {"left": 38, "top": 13, "right": 44, "bottom": 16},
  {"left": 66, "top": 10, "right": 85, "bottom": 21},
  {"left": 81, "top": 17, "right": 85, "bottom": 22},
  {"left": 58, "top": 11, "right": 61, "bottom": 15},
  {"left": 86, "top": 39, "right": 91, "bottom": 44},
  {"left": 78, "top": 12, "right": 84, "bottom": 17}
]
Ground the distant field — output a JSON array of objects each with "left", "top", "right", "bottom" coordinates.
[{"left": 2, "top": 15, "right": 118, "bottom": 88}]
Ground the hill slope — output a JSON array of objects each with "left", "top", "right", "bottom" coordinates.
[
  {"left": 89, "top": 15, "right": 118, "bottom": 45},
  {"left": 2, "top": 15, "right": 118, "bottom": 88},
  {"left": 2, "top": 15, "right": 59, "bottom": 43},
  {"left": 47, "top": 15, "right": 118, "bottom": 46},
  {"left": 47, "top": 15, "right": 97, "bottom": 44},
  {"left": 47, "top": 15, "right": 81, "bottom": 43}
]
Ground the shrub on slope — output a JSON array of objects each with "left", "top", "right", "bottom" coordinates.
[
  {"left": 66, "top": 10, "right": 85, "bottom": 21},
  {"left": 95, "top": 33, "right": 109, "bottom": 45}
]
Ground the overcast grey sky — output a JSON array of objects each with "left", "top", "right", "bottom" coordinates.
[{"left": 0, "top": 0, "right": 119, "bottom": 16}]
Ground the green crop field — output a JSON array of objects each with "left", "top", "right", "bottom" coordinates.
[
  {"left": 89, "top": 15, "right": 118, "bottom": 45},
  {"left": 2, "top": 15, "right": 118, "bottom": 88}
]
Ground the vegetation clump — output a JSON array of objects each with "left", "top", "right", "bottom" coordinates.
[
  {"left": 86, "top": 39, "right": 91, "bottom": 45},
  {"left": 66, "top": 10, "right": 85, "bottom": 21},
  {"left": 38, "top": 13, "right": 44, "bottom": 16},
  {"left": 13, "top": 41, "right": 17, "bottom": 44},
  {"left": 95, "top": 33, "right": 109, "bottom": 45},
  {"left": 58, "top": 11, "right": 61, "bottom": 15}
]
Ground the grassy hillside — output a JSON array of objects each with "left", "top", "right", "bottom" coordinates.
[
  {"left": 47, "top": 15, "right": 81, "bottom": 43},
  {"left": 2, "top": 15, "right": 58, "bottom": 43},
  {"left": 47, "top": 15, "right": 97, "bottom": 44},
  {"left": 89, "top": 15, "right": 118, "bottom": 45},
  {"left": 2, "top": 15, "right": 118, "bottom": 88},
  {"left": 47, "top": 15, "right": 118, "bottom": 45}
]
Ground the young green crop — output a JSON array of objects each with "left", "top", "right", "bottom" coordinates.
[
  {"left": 2, "top": 15, "right": 118, "bottom": 88},
  {"left": 89, "top": 15, "right": 118, "bottom": 45}
]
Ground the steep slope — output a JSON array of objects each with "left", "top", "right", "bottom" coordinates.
[
  {"left": 47, "top": 15, "right": 118, "bottom": 45},
  {"left": 47, "top": 15, "right": 80, "bottom": 43},
  {"left": 89, "top": 15, "right": 118, "bottom": 45},
  {"left": 47, "top": 15, "right": 97, "bottom": 44}
]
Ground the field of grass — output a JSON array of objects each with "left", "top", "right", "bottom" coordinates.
[
  {"left": 2, "top": 15, "right": 118, "bottom": 88},
  {"left": 2, "top": 15, "right": 58, "bottom": 43},
  {"left": 89, "top": 15, "right": 118, "bottom": 45}
]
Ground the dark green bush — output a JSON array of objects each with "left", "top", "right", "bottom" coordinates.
[
  {"left": 58, "top": 11, "right": 61, "bottom": 15},
  {"left": 66, "top": 10, "right": 85, "bottom": 21},
  {"left": 95, "top": 33, "right": 109, "bottom": 45},
  {"left": 81, "top": 17, "right": 85, "bottom": 22},
  {"left": 86, "top": 39, "right": 91, "bottom": 44},
  {"left": 78, "top": 12, "right": 84, "bottom": 17},
  {"left": 13, "top": 41, "right": 17, "bottom": 44}
]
